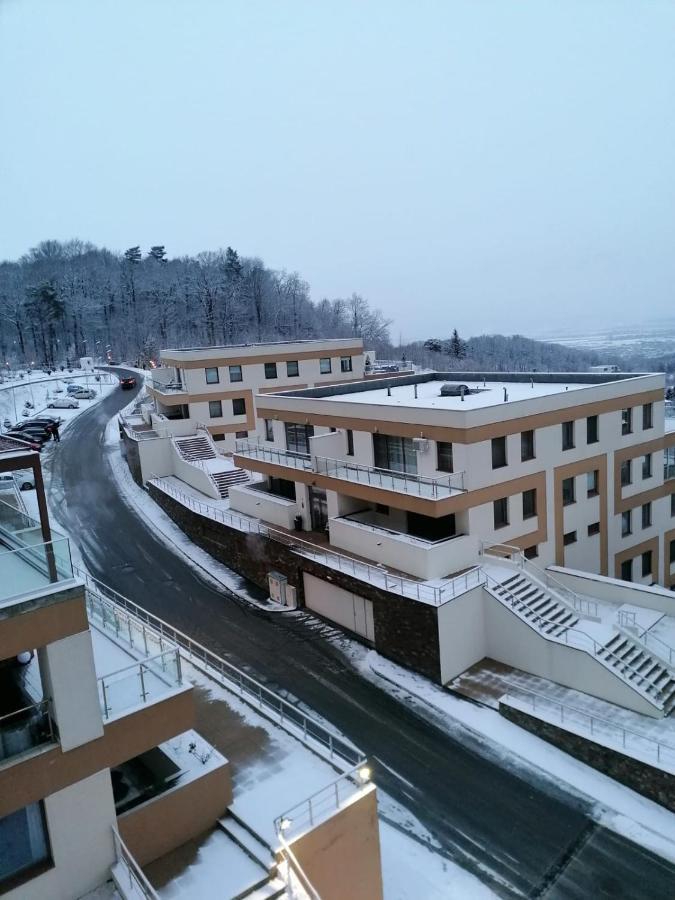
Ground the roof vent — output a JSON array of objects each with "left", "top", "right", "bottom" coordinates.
[{"left": 439, "top": 383, "right": 470, "bottom": 397}]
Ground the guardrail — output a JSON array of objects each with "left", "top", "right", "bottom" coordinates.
[
  {"left": 80, "top": 565, "right": 364, "bottom": 768},
  {"left": 112, "top": 828, "right": 159, "bottom": 900},
  {"left": 631, "top": 627, "right": 675, "bottom": 668},
  {"left": 503, "top": 688, "right": 675, "bottom": 769},
  {"left": 0, "top": 699, "right": 56, "bottom": 763},
  {"left": 235, "top": 441, "right": 313, "bottom": 471},
  {"left": 97, "top": 649, "right": 183, "bottom": 719},
  {"left": 0, "top": 536, "right": 74, "bottom": 604}
]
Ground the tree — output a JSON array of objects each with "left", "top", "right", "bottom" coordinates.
[
  {"left": 148, "top": 245, "right": 167, "bottom": 262},
  {"left": 423, "top": 338, "right": 442, "bottom": 354},
  {"left": 449, "top": 329, "right": 467, "bottom": 366}
]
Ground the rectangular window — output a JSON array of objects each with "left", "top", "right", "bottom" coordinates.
[
  {"left": 232, "top": 398, "right": 246, "bottom": 416},
  {"left": 522, "top": 488, "right": 537, "bottom": 519},
  {"left": 620, "top": 459, "right": 632, "bottom": 486},
  {"left": 621, "top": 559, "right": 633, "bottom": 582},
  {"left": 666, "top": 447, "right": 675, "bottom": 480},
  {"left": 670, "top": 539, "right": 675, "bottom": 564},
  {"left": 285, "top": 422, "right": 314, "bottom": 455},
  {"left": 208, "top": 400, "right": 223, "bottom": 418},
  {"left": 642, "top": 502, "right": 652, "bottom": 529},
  {"left": 235, "top": 430, "right": 248, "bottom": 439},
  {"left": 621, "top": 510, "right": 632, "bottom": 537},
  {"left": 437, "top": 441, "right": 453, "bottom": 472},
  {"left": 346, "top": 429, "right": 354, "bottom": 456},
  {"left": 205, "top": 366, "right": 219, "bottom": 384},
  {"left": 524, "top": 545, "right": 538, "bottom": 560},
  {"left": 493, "top": 497, "right": 509, "bottom": 529},
  {"left": 319, "top": 357, "right": 332, "bottom": 374},
  {"left": 642, "top": 550, "right": 653, "bottom": 578},
  {"left": 269, "top": 477, "right": 296, "bottom": 500},
  {"left": 588, "top": 521, "right": 601, "bottom": 536},
  {"left": 562, "top": 420, "right": 575, "bottom": 451},
  {"left": 286, "top": 360, "right": 299, "bottom": 377},
  {"left": 587, "top": 469, "right": 599, "bottom": 497},
  {"left": 586, "top": 415, "right": 599, "bottom": 444},
  {"left": 265, "top": 419, "right": 274, "bottom": 442},
  {"left": 621, "top": 407, "right": 632, "bottom": 435},
  {"left": 0, "top": 802, "right": 51, "bottom": 890},
  {"left": 213, "top": 433, "right": 225, "bottom": 442},
  {"left": 643, "top": 402, "right": 653, "bottom": 430},
  {"left": 264, "top": 362, "right": 278, "bottom": 379},
  {"left": 229, "top": 365, "right": 243, "bottom": 383},
  {"left": 671, "top": 494, "right": 675, "bottom": 517},
  {"left": 373, "top": 434, "right": 418, "bottom": 474},
  {"left": 340, "top": 356, "right": 353, "bottom": 373},
  {"left": 642, "top": 453, "right": 652, "bottom": 480},
  {"left": 491, "top": 436, "right": 507, "bottom": 469},
  {"left": 521, "top": 430, "right": 535, "bottom": 461},
  {"left": 562, "top": 476, "right": 575, "bottom": 506},
  {"left": 563, "top": 530, "right": 577, "bottom": 546}
]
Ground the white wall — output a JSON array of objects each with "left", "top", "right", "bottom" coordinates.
[
  {"left": 548, "top": 567, "right": 675, "bottom": 616},
  {"left": 303, "top": 573, "right": 374, "bottom": 642},
  {"left": 136, "top": 435, "right": 174, "bottom": 482},
  {"left": 437, "top": 586, "right": 486, "bottom": 683},
  {"left": 229, "top": 484, "right": 298, "bottom": 529}
]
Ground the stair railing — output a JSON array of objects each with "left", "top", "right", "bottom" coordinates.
[{"left": 616, "top": 624, "right": 675, "bottom": 670}]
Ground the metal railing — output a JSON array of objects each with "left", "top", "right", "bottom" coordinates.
[
  {"left": 112, "top": 827, "right": 159, "bottom": 900},
  {"left": 503, "top": 687, "right": 675, "bottom": 769},
  {"left": 277, "top": 838, "right": 322, "bottom": 900},
  {"left": 631, "top": 627, "right": 675, "bottom": 668},
  {"left": 150, "top": 379, "right": 186, "bottom": 393},
  {"left": 0, "top": 699, "right": 56, "bottom": 763},
  {"left": 235, "top": 440, "right": 313, "bottom": 471},
  {"left": 0, "top": 537, "right": 75, "bottom": 605},
  {"left": 97, "top": 649, "right": 183, "bottom": 719},
  {"left": 80, "top": 566, "right": 364, "bottom": 768}
]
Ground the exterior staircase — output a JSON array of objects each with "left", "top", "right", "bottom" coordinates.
[
  {"left": 174, "top": 434, "right": 217, "bottom": 461},
  {"left": 211, "top": 468, "right": 249, "bottom": 498},
  {"left": 492, "top": 572, "right": 579, "bottom": 638},
  {"left": 599, "top": 633, "right": 675, "bottom": 714},
  {"left": 217, "top": 811, "right": 285, "bottom": 899}
]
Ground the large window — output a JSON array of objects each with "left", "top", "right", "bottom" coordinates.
[
  {"left": 621, "top": 559, "right": 633, "bottom": 582},
  {"left": 264, "top": 362, "right": 278, "bottom": 380},
  {"left": 0, "top": 802, "right": 51, "bottom": 891},
  {"left": 493, "top": 497, "right": 509, "bottom": 529},
  {"left": 232, "top": 398, "right": 246, "bottom": 416},
  {"left": 587, "top": 469, "right": 599, "bottom": 497},
  {"left": 521, "top": 430, "right": 535, "bottom": 462},
  {"left": 670, "top": 539, "right": 675, "bottom": 564},
  {"left": 208, "top": 400, "right": 222, "bottom": 418},
  {"left": 620, "top": 459, "right": 632, "bottom": 486},
  {"left": 491, "top": 436, "right": 507, "bottom": 469},
  {"left": 586, "top": 415, "right": 599, "bottom": 444},
  {"left": 621, "top": 407, "right": 632, "bottom": 435},
  {"left": 286, "top": 360, "right": 299, "bottom": 377},
  {"left": 437, "top": 441, "right": 453, "bottom": 472},
  {"left": 319, "top": 357, "right": 332, "bottom": 374},
  {"left": 642, "top": 502, "right": 652, "bottom": 529},
  {"left": 229, "top": 365, "right": 243, "bottom": 382},
  {"left": 268, "top": 477, "right": 296, "bottom": 500},
  {"left": 642, "top": 550, "right": 653, "bottom": 578},
  {"left": 621, "top": 510, "right": 632, "bottom": 537},
  {"left": 340, "top": 356, "right": 353, "bottom": 373},
  {"left": 642, "top": 453, "right": 652, "bottom": 480},
  {"left": 643, "top": 402, "right": 653, "bottom": 430},
  {"left": 522, "top": 488, "right": 537, "bottom": 519},
  {"left": 562, "top": 421, "right": 575, "bottom": 451},
  {"left": 264, "top": 419, "right": 274, "bottom": 442},
  {"left": 205, "top": 366, "right": 219, "bottom": 384},
  {"left": 285, "top": 422, "right": 314, "bottom": 454},
  {"left": 562, "top": 476, "right": 575, "bottom": 506},
  {"left": 373, "top": 434, "right": 417, "bottom": 474},
  {"left": 407, "top": 511, "right": 456, "bottom": 541}
]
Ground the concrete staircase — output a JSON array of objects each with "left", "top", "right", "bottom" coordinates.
[
  {"left": 217, "top": 811, "right": 285, "bottom": 899},
  {"left": 492, "top": 572, "right": 579, "bottom": 638},
  {"left": 174, "top": 434, "right": 217, "bottom": 461},
  {"left": 211, "top": 468, "right": 249, "bottom": 498},
  {"left": 598, "top": 633, "right": 675, "bottom": 715}
]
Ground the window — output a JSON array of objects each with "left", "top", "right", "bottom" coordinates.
[
  {"left": 319, "top": 357, "right": 332, "bottom": 374},
  {"left": 620, "top": 459, "right": 632, "bottom": 486},
  {"left": 205, "top": 366, "right": 219, "bottom": 384},
  {"left": 232, "top": 398, "right": 246, "bottom": 416},
  {"left": 524, "top": 545, "right": 538, "bottom": 560},
  {"left": 562, "top": 476, "right": 575, "bottom": 506},
  {"left": 666, "top": 447, "right": 675, "bottom": 480},
  {"left": 563, "top": 531, "right": 577, "bottom": 546},
  {"left": 340, "top": 356, "right": 353, "bottom": 373},
  {"left": 269, "top": 477, "right": 296, "bottom": 500},
  {"left": 642, "top": 453, "right": 652, "bottom": 479},
  {"left": 621, "top": 510, "right": 632, "bottom": 537},
  {"left": 286, "top": 360, "right": 299, "bottom": 377},
  {"left": 643, "top": 402, "right": 653, "bottom": 430},
  {"left": 346, "top": 429, "right": 354, "bottom": 456},
  {"left": 213, "top": 433, "right": 226, "bottom": 442},
  {"left": 375, "top": 503, "right": 389, "bottom": 515},
  {"left": 642, "top": 550, "right": 653, "bottom": 578},
  {"left": 208, "top": 400, "right": 222, "bottom": 418},
  {"left": 670, "top": 539, "right": 675, "bottom": 564},
  {"left": 373, "top": 434, "right": 417, "bottom": 474},
  {"left": 264, "top": 419, "right": 274, "bottom": 442},
  {"left": 620, "top": 559, "right": 633, "bottom": 582},
  {"left": 562, "top": 420, "right": 575, "bottom": 451},
  {"left": 493, "top": 497, "right": 509, "bottom": 529},
  {"left": 491, "top": 436, "right": 507, "bottom": 469},
  {"left": 437, "top": 441, "right": 453, "bottom": 472},
  {"left": 586, "top": 415, "right": 599, "bottom": 444},
  {"left": 588, "top": 521, "right": 600, "bottom": 536},
  {"left": 521, "top": 430, "right": 535, "bottom": 461},
  {"left": 522, "top": 488, "right": 537, "bottom": 519},
  {"left": 285, "top": 422, "right": 314, "bottom": 454},
  {"left": 229, "top": 365, "right": 243, "bottom": 382},
  {"left": 0, "top": 802, "right": 51, "bottom": 890},
  {"left": 642, "top": 502, "right": 652, "bottom": 529},
  {"left": 264, "top": 362, "right": 278, "bottom": 380},
  {"left": 587, "top": 469, "right": 599, "bottom": 497},
  {"left": 407, "top": 511, "right": 456, "bottom": 541},
  {"left": 235, "top": 430, "right": 248, "bottom": 439},
  {"left": 621, "top": 407, "right": 632, "bottom": 435},
  {"left": 671, "top": 494, "right": 675, "bottom": 517}
]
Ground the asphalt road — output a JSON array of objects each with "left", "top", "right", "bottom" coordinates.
[{"left": 46, "top": 372, "right": 675, "bottom": 899}]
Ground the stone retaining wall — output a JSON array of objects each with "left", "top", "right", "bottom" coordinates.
[{"left": 120, "top": 428, "right": 143, "bottom": 487}]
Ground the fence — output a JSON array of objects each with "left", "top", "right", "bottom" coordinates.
[
  {"left": 112, "top": 828, "right": 159, "bottom": 900},
  {"left": 97, "top": 649, "right": 182, "bottom": 719}
]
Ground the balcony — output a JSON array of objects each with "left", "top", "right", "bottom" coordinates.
[
  {"left": 151, "top": 379, "right": 186, "bottom": 395},
  {"left": 0, "top": 699, "right": 56, "bottom": 766},
  {"left": 97, "top": 649, "right": 183, "bottom": 720},
  {"left": 234, "top": 440, "right": 465, "bottom": 500}
]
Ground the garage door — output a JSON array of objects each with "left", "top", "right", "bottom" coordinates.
[{"left": 303, "top": 573, "right": 375, "bottom": 643}]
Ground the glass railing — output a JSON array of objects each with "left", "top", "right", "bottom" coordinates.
[
  {"left": 151, "top": 379, "right": 186, "bottom": 393},
  {"left": 0, "top": 700, "right": 56, "bottom": 763},
  {"left": 0, "top": 538, "right": 75, "bottom": 606},
  {"left": 98, "top": 649, "right": 183, "bottom": 719},
  {"left": 235, "top": 440, "right": 313, "bottom": 470}
]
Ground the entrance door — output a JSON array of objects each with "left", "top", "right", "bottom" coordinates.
[{"left": 309, "top": 487, "right": 328, "bottom": 532}]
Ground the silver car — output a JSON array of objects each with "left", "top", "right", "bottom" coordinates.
[{"left": 47, "top": 397, "right": 79, "bottom": 409}]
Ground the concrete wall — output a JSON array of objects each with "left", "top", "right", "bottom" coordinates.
[
  {"left": 437, "top": 586, "right": 486, "bottom": 683},
  {"left": 229, "top": 483, "right": 298, "bottom": 529},
  {"left": 548, "top": 566, "right": 675, "bottom": 616},
  {"left": 303, "top": 573, "right": 375, "bottom": 642},
  {"left": 170, "top": 444, "right": 221, "bottom": 499},
  {"left": 289, "top": 785, "right": 383, "bottom": 900}
]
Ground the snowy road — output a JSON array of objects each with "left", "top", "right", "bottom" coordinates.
[{"left": 46, "top": 370, "right": 675, "bottom": 899}]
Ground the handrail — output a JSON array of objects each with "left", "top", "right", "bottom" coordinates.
[
  {"left": 638, "top": 628, "right": 675, "bottom": 667},
  {"left": 97, "top": 648, "right": 182, "bottom": 719},
  {"left": 274, "top": 762, "right": 370, "bottom": 839},
  {"left": 277, "top": 836, "right": 322, "bottom": 900},
  {"left": 112, "top": 827, "right": 159, "bottom": 900}
]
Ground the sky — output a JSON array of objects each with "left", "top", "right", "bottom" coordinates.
[{"left": 1, "top": 0, "right": 674, "bottom": 342}]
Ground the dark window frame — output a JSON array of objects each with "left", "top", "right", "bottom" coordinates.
[
  {"left": 563, "top": 530, "right": 577, "bottom": 546},
  {"left": 562, "top": 476, "right": 575, "bottom": 506},
  {"left": 232, "top": 398, "right": 246, "bottom": 417},
  {"left": 642, "top": 453, "right": 652, "bottom": 480},
  {"left": 642, "top": 550, "right": 653, "bottom": 578},
  {"left": 286, "top": 360, "right": 300, "bottom": 378},
  {"left": 346, "top": 429, "right": 354, "bottom": 456},
  {"left": 621, "top": 509, "right": 632, "bottom": 537},
  {"left": 522, "top": 488, "right": 537, "bottom": 520},
  {"left": 319, "top": 357, "right": 332, "bottom": 375},
  {"left": 264, "top": 419, "right": 274, "bottom": 442},
  {"left": 643, "top": 402, "right": 653, "bottom": 430},
  {"left": 621, "top": 559, "right": 633, "bottom": 582},
  {"left": 491, "top": 436, "right": 507, "bottom": 469},
  {"left": 562, "top": 420, "right": 575, "bottom": 451},
  {"left": 264, "top": 362, "right": 278, "bottom": 380},
  {"left": 521, "top": 430, "right": 535, "bottom": 462},
  {"left": 586, "top": 415, "right": 599, "bottom": 444},
  {"left": 642, "top": 502, "right": 652, "bottom": 529},
  {"left": 340, "top": 356, "right": 353, "bottom": 373},
  {"left": 205, "top": 366, "right": 219, "bottom": 385},
  {"left": 587, "top": 469, "right": 599, "bottom": 497},
  {"left": 588, "top": 521, "right": 601, "bottom": 536},
  {"left": 621, "top": 407, "right": 632, "bottom": 435},
  {"left": 493, "top": 497, "right": 509, "bottom": 529},
  {"left": 228, "top": 365, "right": 243, "bottom": 383},
  {"left": 620, "top": 459, "right": 632, "bottom": 487},
  {"left": 208, "top": 400, "right": 223, "bottom": 418},
  {"left": 437, "top": 441, "right": 454, "bottom": 473}
]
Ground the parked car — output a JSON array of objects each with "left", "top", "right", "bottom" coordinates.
[
  {"left": 9, "top": 427, "right": 51, "bottom": 444},
  {"left": 71, "top": 388, "right": 96, "bottom": 399},
  {"left": 14, "top": 471, "right": 36, "bottom": 491},
  {"left": 47, "top": 397, "right": 79, "bottom": 409},
  {"left": 66, "top": 383, "right": 81, "bottom": 394},
  {"left": 120, "top": 377, "right": 136, "bottom": 390},
  {"left": 11, "top": 423, "right": 51, "bottom": 441},
  {"left": 28, "top": 416, "right": 63, "bottom": 428}
]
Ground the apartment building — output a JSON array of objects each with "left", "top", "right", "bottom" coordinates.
[{"left": 0, "top": 448, "right": 382, "bottom": 899}]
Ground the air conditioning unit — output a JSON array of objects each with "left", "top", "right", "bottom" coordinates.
[{"left": 412, "top": 438, "right": 429, "bottom": 453}]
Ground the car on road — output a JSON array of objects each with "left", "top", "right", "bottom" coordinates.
[
  {"left": 47, "top": 397, "right": 79, "bottom": 409},
  {"left": 71, "top": 388, "right": 97, "bottom": 399},
  {"left": 120, "top": 376, "right": 136, "bottom": 390}
]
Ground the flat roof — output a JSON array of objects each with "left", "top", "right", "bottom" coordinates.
[{"left": 162, "top": 337, "right": 362, "bottom": 354}]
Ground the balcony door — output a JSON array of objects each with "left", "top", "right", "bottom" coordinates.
[
  {"left": 309, "top": 487, "right": 328, "bottom": 532},
  {"left": 373, "top": 434, "right": 417, "bottom": 474}
]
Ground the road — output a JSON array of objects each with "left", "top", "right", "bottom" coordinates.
[{"left": 46, "top": 372, "right": 675, "bottom": 899}]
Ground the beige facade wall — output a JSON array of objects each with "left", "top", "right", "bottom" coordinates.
[{"left": 303, "top": 573, "right": 375, "bottom": 642}]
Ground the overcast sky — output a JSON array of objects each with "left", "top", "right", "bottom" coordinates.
[{"left": 1, "top": 0, "right": 673, "bottom": 341}]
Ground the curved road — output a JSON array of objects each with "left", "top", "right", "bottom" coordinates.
[{"left": 46, "top": 373, "right": 675, "bottom": 899}]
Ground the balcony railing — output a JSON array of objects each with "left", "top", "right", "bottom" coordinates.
[
  {"left": 0, "top": 699, "right": 56, "bottom": 763},
  {"left": 235, "top": 440, "right": 465, "bottom": 499},
  {"left": 112, "top": 828, "right": 159, "bottom": 900},
  {"left": 0, "top": 537, "right": 75, "bottom": 606},
  {"left": 150, "top": 379, "right": 186, "bottom": 393},
  {"left": 97, "top": 649, "right": 183, "bottom": 719}
]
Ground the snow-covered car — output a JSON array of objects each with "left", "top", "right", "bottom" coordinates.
[
  {"left": 71, "top": 388, "right": 96, "bottom": 399},
  {"left": 47, "top": 397, "right": 79, "bottom": 409},
  {"left": 14, "top": 471, "right": 35, "bottom": 491}
]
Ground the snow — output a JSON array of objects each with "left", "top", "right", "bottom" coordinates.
[{"left": 0, "top": 369, "right": 118, "bottom": 431}]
